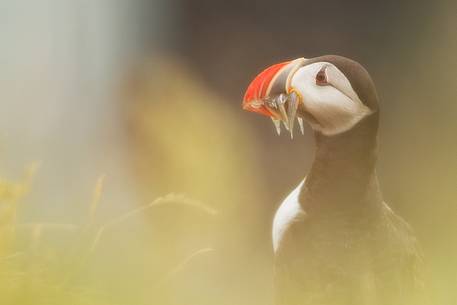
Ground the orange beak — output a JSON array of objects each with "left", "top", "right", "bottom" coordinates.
[
  {"left": 242, "top": 58, "right": 307, "bottom": 138},
  {"left": 242, "top": 58, "right": 306, "bottom": 118},
  {"left": 242, "top": 61, "right": 291, "bottom": 117}
]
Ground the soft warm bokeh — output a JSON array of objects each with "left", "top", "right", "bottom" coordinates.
[{"left": 0, "top": 1, "right": 456, "bottom": 304}]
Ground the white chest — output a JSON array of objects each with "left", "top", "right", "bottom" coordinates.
[{"left": 272, "top": 179, "right": 306, "bottom": 253}]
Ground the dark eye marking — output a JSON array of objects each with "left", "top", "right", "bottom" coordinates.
[{"left": 315, "top": 66, "right": 328, "bottom": 86}]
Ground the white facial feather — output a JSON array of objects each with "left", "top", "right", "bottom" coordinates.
[{"left": 291, "top": 62, "right": 371, "bottom": 136}]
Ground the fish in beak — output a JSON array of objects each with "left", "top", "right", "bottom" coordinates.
[{"left": 242, "top": 58, "right": 307, "bottom": 138}]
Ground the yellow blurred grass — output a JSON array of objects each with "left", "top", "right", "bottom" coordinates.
[{"left": 0, "top": 164, "right": 220, "bottom": 305}]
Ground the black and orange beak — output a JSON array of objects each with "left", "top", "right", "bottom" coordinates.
[{"left": 242, "top": 58, "right": 307, "bottom": 138}]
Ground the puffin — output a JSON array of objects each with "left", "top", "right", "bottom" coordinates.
[{"left": 242, "top": 56, "right": 423, "bottom": 305}]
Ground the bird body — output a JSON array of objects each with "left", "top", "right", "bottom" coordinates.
[
  {"left": 243, "top": 55, "right": 423, "bottom": 305},
  {"left": 273, "top": 121, "right": 421, "bottom": 305},
  {"left": 272, "top": 179, "right": 305, "bottom": 254}
]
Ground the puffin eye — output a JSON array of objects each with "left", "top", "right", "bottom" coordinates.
[{"left": 315, "top": 67, "right": 328, "bottom": 86}]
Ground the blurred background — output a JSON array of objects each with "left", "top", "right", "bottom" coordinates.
[{"left": 0, "top": 0, "right": 456, "bottom": 304}]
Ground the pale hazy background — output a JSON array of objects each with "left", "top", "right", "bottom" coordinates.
[{"left": 0, "top": 1, "right": 456, "bottom": 304}]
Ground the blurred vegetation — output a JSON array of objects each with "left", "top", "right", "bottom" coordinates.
[
  {"left": 0, "top": 166, "right": 224, "bottom": 305},
  {"left": 0, "top": 58, "right": 274, "bottom": 305}
]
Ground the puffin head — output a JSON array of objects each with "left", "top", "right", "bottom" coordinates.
[{"left": 242, "top": 55, "right": 379, "bottom": 138}]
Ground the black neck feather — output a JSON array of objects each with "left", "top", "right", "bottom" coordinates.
[{"left": 300, "top": 112, "right": 382, "bottom": 214}]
